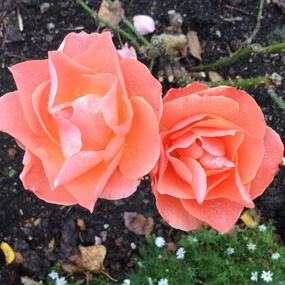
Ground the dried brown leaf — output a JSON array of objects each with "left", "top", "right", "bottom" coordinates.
[
  {"left": 77, "top": 218, "right": 86, "bottom": 231},
  {"left": 208, "top": 71, "right": 224, "bottom": 82},
  {"left": 79, "top": 245, "right": 106, "bottom": 273},
  {"left": 48, "top": 238, "right": 55, "bottom": 251},
  {"left": 186, "top": 30, "right": 202, "bottom": 60},
  {"left": 61, "top": 262, "right": 85, "bottom": 274},
  {"left": 97, "top": 0, "right": 124, "bottom": 27},
  {"left": 123, "top": 212, "right": 153, "bottom": 235}
]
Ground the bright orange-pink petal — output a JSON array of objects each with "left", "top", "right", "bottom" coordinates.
[
  {"left": 9, "top": 60, "right": 49, "bottom": 136},
  {"left": 120, "top": 58, "right": 162, "bottom": 121},
  {"left": 154, "top": 191, "right": 203, "bottom": 231},
  {"left": 163, "top": 82, "right": 209, "bottom": 103},
  {"left": 161, "top": 94, "right": 239, "bottom": 130},
  {"left": 119, "top": 96, "right": 160, "bottom": 179},
  {"left": 197, "top": 86, "right": 266, "bottom": 139},
  {"left": 181, "top": 198, "right": 244, "bottom": 232},
  {"left": 58, "top": 31, "right": 100, "bottom": 58},
  {"left": 250, "top": 126, "right": 284, "bottom": 199},
  {"left": 100, "top": 167, "right": 140, "bottom": 199},
  {"left": 20, "top": 150, "right": 77, "bottom": 205},
  {"left": 157, "top": 157, "right": 195, "bottom": 199}
]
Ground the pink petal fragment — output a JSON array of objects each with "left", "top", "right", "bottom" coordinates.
[
  {"left": 181, "top": 198, "right": 244, "bottom": 232},
  {"left": 119, "top": 96, "right": 160, "bottom": 179},
  {"left": 133, "top": 15, "right": 155, "bottom": 35},
  {"left": 250, "top": 126, "right": 284, "bottom": 199},
  {"left": 117, "top": 43, "right": 137, "bottom": 59},
  {"left": 154, "top": 191, "right": 203, "bottom": 231}
]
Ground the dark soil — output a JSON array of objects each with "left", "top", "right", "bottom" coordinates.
[{"left": 0, "top": 0, "right": 285, "bottom": 284}]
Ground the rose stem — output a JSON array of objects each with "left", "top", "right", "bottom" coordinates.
[
  {"left": 181, "top": 75, "right": 274, "bottom": 88},
  {"left": 77, "top": 0, "right": 141, "bottom": 50},
  {"left": 245, "top": 0, "right": 264, "bottom": 44},
  {"left": 267, "top": 89, "right": 285, "bottom": 111},
  {"left": 105, "top": 0, "right": 150, "bottom": 47},
  {"left": 191, "top": 42, "right": 285, "bottom": 72}
]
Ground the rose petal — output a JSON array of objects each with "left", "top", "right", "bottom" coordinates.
[
  {"left": 197, "top": 86, "right": 266, "bottom": 139},
  {"left": 236, "top": 132, "right": 265, "bottom": 183},
  {"left": 154, "top": 191, "right": 203, "bottom": 231},
  {"left": 120, "top": 58, "right": 162, "bottom": 121},
  {"left": 20, "top": 150, "right": 77, "bottom": 205},
  {"left": 133, "top": 15, "right": 155, "bottom": 35},
  {"left": 181, "top": 198, "right": 244, "bottom": 232},
  {"left": 250, "top": 126, "right": 284, "bottom": 199},
  {"left": 161, "top": 94, "right": 239, "bottom": 130},
  {"left": 58, "top": 31, "right": 100, "bottom": 58},
  {"left": 158, "top": 156, "right": 195, "bottom": 199},
  {"left": 9, "top": 60, "right": 49, "bottom": 136},
  {"left": 48, "top": 51, "right": 96, "bottom": 109},
  {"left": 119, "top": 96, "right": 160, "bottom": 179},
  {"left": 99, "top": 167, "right": 140, "bottom": 199},
  {"left": 117, "top": 43, "right": 137, "bottom": 59},
  {"left": 54, "top": 151, "right": 104, "bottom": 187},
  {"left": 163, "top": 82, "right": 209, "bottom": 104}
]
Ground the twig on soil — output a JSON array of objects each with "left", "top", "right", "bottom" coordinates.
[
  {"left": 190, "top": 42, "right": 285, "bottom": 72},
  {"left": 180, "top": 74, "right": 277, "bottom": 89},
  {"left": 267, "top": 89, "right": 285, "bottom": 111},
  {"left": 245, "top": 0, "right": 265, "bottom": 44}
]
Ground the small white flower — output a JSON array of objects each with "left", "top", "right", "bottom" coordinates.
[
  {"left": 187, "top": 236, "right": 198, "bottom": 243},
  {"left": 226, "top": 247, "right": 235, "bottom": 255},
  {"left": 55, "top": 277, "right": 67, "bottom": 285},
  {"left": 158, "top": 278, "right": 169, "bottom": 285},
  {"left": 247, "top": 243, "right": 256, "bottom": 251},
  {"left": 258, "top": 224, "right": 267, "bottom": 232},
  {"left": 155, "top": 237, "right": 166, "bottom": 248},
  {"left": 122, "top": 279, "right": 131, "bottom": 285},
  {"left": 176, "top": 247, "right": 186, "bottom": 259},
  {"left": 130, "top": 242, "right": 136, "bottom": 250},
  {"left": 48, "top": 271, "right": 59, "bottom": 280},
  {"left": 251, "top": 271, "right": 258, "bottom": 281},
  {"left": 261, "top": 270, "right": 273, "bottom": 282},
  {"left": 272, "top": 252, "right": 281, "bottom": 260},
  {"left": 147, "top": 277, "right": 154, "bottom": 285}
]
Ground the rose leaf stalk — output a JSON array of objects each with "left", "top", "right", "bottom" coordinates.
[
  {"left": 77, "top": 0, "right": 141, "bottom": 50},
  {"left": 191, "top": 42, "right": 285, "bottom": 72}
]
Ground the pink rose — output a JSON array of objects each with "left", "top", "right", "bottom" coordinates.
[
  {"left": 150, "top": 82, "right": 283, "bottom": 232},
  {"left": 0, "top": 31, "right": 162, "bottom": 211}
]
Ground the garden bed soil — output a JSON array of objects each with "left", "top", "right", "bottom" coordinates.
[{"left": 0, "top": 0, "right": 285, "bottom": 284}]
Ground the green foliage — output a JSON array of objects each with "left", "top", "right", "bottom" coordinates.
[{"left": 45, "top": 221, "right": 285, "bottom": 285}]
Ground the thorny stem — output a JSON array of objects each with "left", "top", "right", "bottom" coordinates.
[
  {"left": 180, "top": 75, "right": 276, "bottom": 89},
  {"left": 105, "top": 0, "right": 150, "bottom": 46},
  {"left": 267, "top": 89, "right": 285, "bottom": 111},
  {"left": 77, "top": 0, "right": 141, "bottom": 50},
  {"left": 191, "top": 42, "right": 285, "bottom": 72}
]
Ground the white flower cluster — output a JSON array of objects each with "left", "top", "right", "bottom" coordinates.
[
  {"left": 48, "top": 272, "right": 67, "bottom": 285},
  {"left": 251, "top": 270, "right": 274, "bottom": 283}
]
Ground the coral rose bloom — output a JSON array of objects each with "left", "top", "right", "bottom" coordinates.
[
  {"left": 151, "top": 82, "right": 283, "bottom": 232},
  {"left": 0, "top": 32, "right": 162, "bottom": 211}
]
